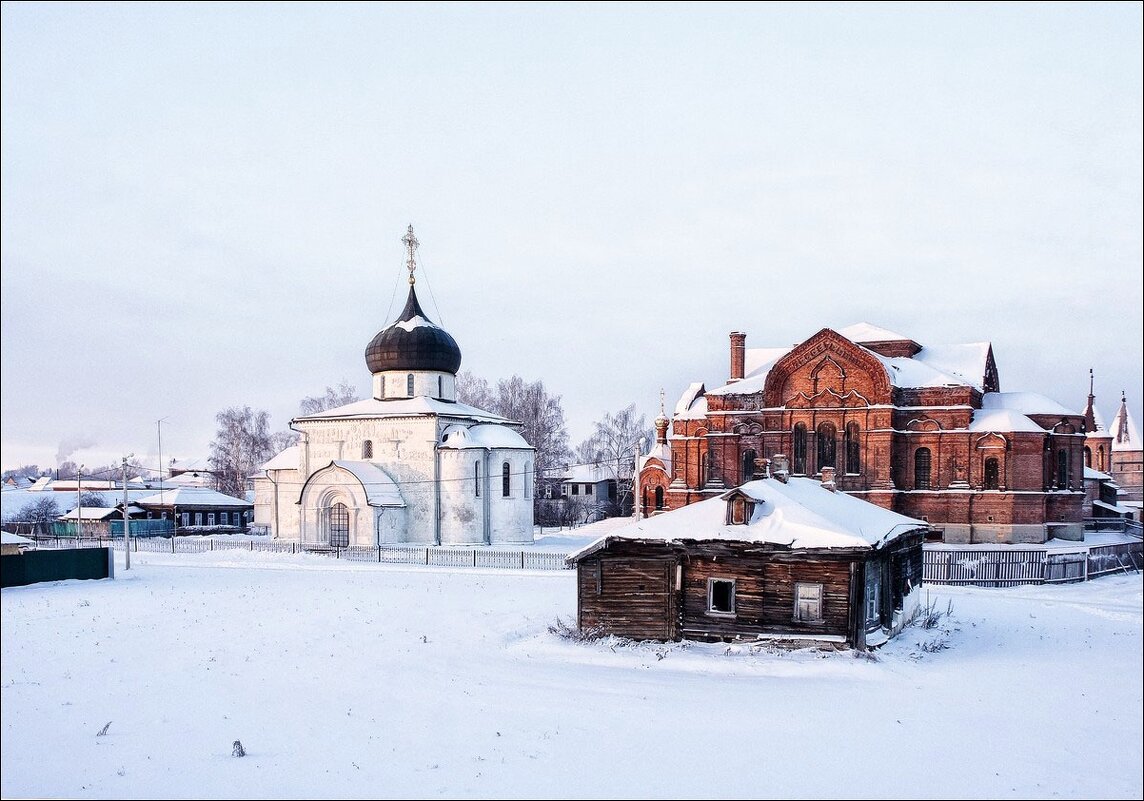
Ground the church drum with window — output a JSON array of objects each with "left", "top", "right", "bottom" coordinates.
[{"left": 569, "top": 463, "right": 927, "bottom": 649}]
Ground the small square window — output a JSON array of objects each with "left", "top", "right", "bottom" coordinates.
[
  {"left": 707, "top": 578, "right": 735, "bottom": 615},
  {"left": 794, "top": 582, "right": 823, "bottom": 622}
]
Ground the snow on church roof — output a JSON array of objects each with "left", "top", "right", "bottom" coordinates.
[
  {"left": 836, "top": 322, "right": 914, "bottom": 343},
  {"left": 440, "top": 424, "right": 531, "bottom": 450},
  {"left": 1110, "top": 402, "right": 1143, "bottom": 451},
  {"left": 674, "top": 383, "right": 708, "bottom": 419},
  {"left": 569, "top": 477, "right": 926, "bottom": 560},
  {"left": 968, "top": 407, "right": 1044, "bottom": 433},
  {"left": 261, "top": 445, "right": 300, "bottom": 471},
  {"left": 328, "top": 461, "right": 405, "bottom": 507},
  {"left": 297, "top": 396, "right": 512, "bottom": 424},
  {"left": 706, "top": 326, "right": 994, "bottom": 398},
  {"left": 982, "top": 392, "right": 1079, "bottom": 418}
]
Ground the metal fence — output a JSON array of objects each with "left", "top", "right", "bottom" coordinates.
[
  {"left": 24, "top": 535, "right": 572, "bottom": 571},
  {"left": 923, "top": 541, "right": 1142, "bottom": 587}
]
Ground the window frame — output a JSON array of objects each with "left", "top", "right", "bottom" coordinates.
[
  {"left": 706, "top": 577, "right": 736, "bottom": 616},
  {"left": 794, "top": 581, "right": 824, "bottom": 623}
]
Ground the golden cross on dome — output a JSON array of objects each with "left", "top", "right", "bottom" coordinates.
[{"left": 403, "top": 225, "right": 420, "bottom": 285}]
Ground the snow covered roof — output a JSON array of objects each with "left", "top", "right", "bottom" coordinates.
[
  {"left": 135, "top": 487, "right": 253, "bottom": 508},
  {"left": 58, "top": 504, "right": 146, "bottom": 521},
  {"left": 639, "top": 441, "right": 672, "bottom": 474},
  {"left": 673, "top": 383, "right": 708, "bottom": 419},
  {"left": 982, "top": 392, "right": 1079, "bottom": 418},
  {"left": 296, "top": 397, "right": 512, "bottom": 424},
  {"left": 1, "top": 531, "right": 34, "bottom": 546},
  {"left": 707, "top": 326, "right": 994, "bottom": 396},
  {"left": 560, "top": 463, "right": 612, "bottom": 483},
  {"left": 27, "top": 476, "right": 51, "bottom": 492},
  {"left": 261, "top": 445, "right": 301, "bottom": 471},
  {"left": 968, "top": 407, "right": 1044, "bottom": 433},
  {"left": 1110, "top": 400, "right": 1142, "bottom": 451},
  {"left": 1084, "top": 466, "right": 1114, "bottom": 481},
  {"left": 440, "top": 424, "right": 532, "bottom": 451},
  {"left": 164, "top": 471, "right": 213, "bottom": 487},
  {"left": 836, "top": 322, "right": 913, "bottom": 343},
  {"left": 569, "top": 477, "right": 927, "bottom": 560},
  {"left": 312, "top": 461, "right": 405, "bottom": 507}
]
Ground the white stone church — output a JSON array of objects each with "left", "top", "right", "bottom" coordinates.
[{"left": 252, "top": 227, "right": 535, "bottom": 547}]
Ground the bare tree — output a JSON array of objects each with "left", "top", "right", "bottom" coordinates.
[
  {"left": 14, "top": 496, "right": 60, "bottom": 535},
  {"left": 209, "top": 406, "right": 275, "bottom": 498},
  {"left": 299, "top": 380, "right": 362, "bottom": 415},
  {"left": 2, "top": 465, "right": 44, "bottom": 483},
  {"left": 577, "top": 404, "right": 653, "bottom": 516},
  {"left": 455, "top": 370, "right": 495, "bottom": 411},
  {"left": 78, "top": 491, "right": 108, "bottom": 508}
]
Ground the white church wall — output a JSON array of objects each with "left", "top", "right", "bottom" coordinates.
[{"left": 489, "top": 449, "right": 534, "bottom": 545}]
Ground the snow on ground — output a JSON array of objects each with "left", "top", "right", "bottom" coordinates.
[{"left": 2, "top": 549, "right": 1141, "bottom": 800}]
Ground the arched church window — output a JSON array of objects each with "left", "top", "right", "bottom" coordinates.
[
  {"left": 362, "top": 440, "right": 373, "bottom": 459},
  {"left": 407, "top": 374, "right": 415, "bottom": 396},
  {"left": 817, "top": 422, "right": 837, "bottom": 473},
  {"left": 741, "top": 449, "right": 757, "bottom": 484},
  {"left": 1098, "top": 445, "right": 1106, "bottom": 471},
  {"left": 502, "top": 462, "right": 511, "bottom": 497},
  {"left": 474, "top": 461, "right": 481, "bottom": 497},
  {"left": 845, "top": 422, "right": 861, "bottom": 474},
  {"left": 793, "top": 423, "right": 808, "bottom": 474},
  {"left": 1083, "top": 446, "right": 1092, "bottom": 468},
  {"left": 914, "top": 448, "right": 932, "bottom": 490},
  {"left": 655, "top": 486, "right": 664, "bottom": 510},
  {"left": 984, "top": 457, "right": 1000, "bottom": 490},
  {"left": 328, "top": 502, "right": 349, "bottom": 548},
  {"left": 1057, "top": 449, "right": 1069, "bottom": 489}
]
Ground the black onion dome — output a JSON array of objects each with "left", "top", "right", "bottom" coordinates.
[{"left": 365, "top": 285, "right": 462, "bottom": 374}]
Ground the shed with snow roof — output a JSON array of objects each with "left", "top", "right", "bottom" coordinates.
[{"left": 570, "top": 465, "right": 927, "bottom": 649}]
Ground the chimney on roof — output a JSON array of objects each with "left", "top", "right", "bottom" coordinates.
[
  {"left": 772, "top": 454, "right": 790, "bottom": 483},
  {"left": 754, "top": 457, "right": 771, "bottom": 480},
  {"left": 820, "top": 466, "right": 837, "bottom": 492},
  {"left": 729, "top": 332, "right": 746, "bottom": 382}
]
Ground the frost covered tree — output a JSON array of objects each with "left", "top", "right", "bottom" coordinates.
[
  {"left": 577, "top": 404, "right": 653, "bottom": 516},
  {"left": 299, "top": 380, "right": 361, "bottom": 415},
  {"left": 456, "top": 372, "right": 571, "bottom": 502},
  {"left": 14, "top": 496, "right": 59, "bottom": 534},
  {"left": 209, "top": 406, "right": 275, "bottom": 498}
]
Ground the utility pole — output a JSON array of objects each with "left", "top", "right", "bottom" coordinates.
[
  {"left": 157, "top": 417, "right": 168, "bottom": 509},
  {"left": 76, "top": 464, "right": 84, "bottom": 540},
  {"left": 122, "top": 455, "right": 133, "bottom": 570}
]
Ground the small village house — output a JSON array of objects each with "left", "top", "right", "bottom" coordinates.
[{"left": 570, "top": 457, "right": 928, "bottom": 649}]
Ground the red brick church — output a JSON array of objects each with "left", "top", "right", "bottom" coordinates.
[{"left": 638, "top": 323, "right": 1086, "bottom": 544}]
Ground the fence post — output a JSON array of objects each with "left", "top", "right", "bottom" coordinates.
[
  {"left": 473, "top": 549, "right": 477, "bottom": 567},
  {"left": 521, "top": 551, "right": 525, "bottom": 569},
  {"left": 425, "top": 548, "right": 429, "bottom": 565},
  {"left": 250, "top": 541, "right": 253, "bottom": 552},
  {"left": 378, "top": 546, "right": 381, "bottom": 564}
]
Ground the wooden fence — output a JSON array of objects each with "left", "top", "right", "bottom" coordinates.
[{"left": 923, "top": 542, "right": 1142, "bottom": 587}]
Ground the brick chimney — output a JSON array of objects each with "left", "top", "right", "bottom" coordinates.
[
  {"left": 771, "top": 453, "right": 789, "bottom": 483},
  {"left": 820, "top": 466, "right": 836, "bottom": 492},
  {"left": 729, "top": 332, "right": 746, "bottom": 382},
  {"left": 754, "top": 456, "right": 771, "bottom": 479}
]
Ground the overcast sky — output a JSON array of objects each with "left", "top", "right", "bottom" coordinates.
[{"left": 2, "top": 3, "right": 1141, "bottom": 475}]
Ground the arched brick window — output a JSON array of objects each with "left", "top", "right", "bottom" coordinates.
[
  {"left": 741, "top": 449, "right": 756, "bottom": 484},
  {"left": 1084, "top": 446, "right": 1092, "bottom": 468},
  {"left": 844, "top": 422, "right": 860, "bottom": 474},
  {"left": 655, "top": 486, "right": 664, "bottom": 510},
  {"left": 817, "top": 422, "right": 837, "bottom": 472},
  {"left": 914, "top": 448, "right": 932, "bottom": 490},
  {"left": 793, "top": 423, "right": 808, "bottom": 474},
  {"left": 984, "top": 457, "right": 1000, "bottom": 490},
  {"left": 502, "top": 461, "right": 511, "bottom": 497},
  {"left": 1056, "top": 449, "right": 1069, "bottom": 489}
]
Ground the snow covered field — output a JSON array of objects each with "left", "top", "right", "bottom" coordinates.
[{"left": 2, "top": 549, "right": 1141, "bottom": 800}]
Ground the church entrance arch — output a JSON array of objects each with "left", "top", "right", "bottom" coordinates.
[{"left": 328, "top": 502, "right": 350, "bottom": 547}]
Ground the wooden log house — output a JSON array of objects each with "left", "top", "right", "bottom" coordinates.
[{"left": 569, "top": 460, "right": 928, "bottom": 649}]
